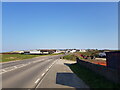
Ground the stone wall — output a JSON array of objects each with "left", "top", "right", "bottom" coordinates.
[{"left": 77, "top": 59, "right": 120, "bottom": 83}]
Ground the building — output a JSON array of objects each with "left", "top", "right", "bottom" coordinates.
[
  {"left": 79, "top": 49, "right": 87, "bottom": 52},
  {"left": 54, "top": 50, "right": 61, "bottom": 54},
  {"left": 70, "top": 49, "right": 77, "bottom": 53},
  {"left": 29, "top": 50, "right": 41, "bottom": 54}
]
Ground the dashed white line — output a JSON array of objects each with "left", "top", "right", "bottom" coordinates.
[
  {"left": 2, "top": 69, "right": 6, "bottom": 72},
  {"left": 14, "top": 66, "right": 18, "bottom": 68},
  {"left": 35, "top": 59, "right": 59, "bottom": 89},
  {"left": 7, "top": 68, "right": 15, "bottom": 72},
  {"left": 35, "top": 78, "right": 40, "bottom": 84},
  {"left": 49, "top": 66, "right": 51, "bottom": 69},
  {"left": 41, "top": 73, "right": 45, "bottom": 76},
  {"left": 46, "top": 69, "right": 48, "bottom": 72},
  {"left": 1, "top": 58, "right": 59, "bottom": 75}
]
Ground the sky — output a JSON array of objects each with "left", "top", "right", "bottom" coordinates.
[{"left": 2, "top": 2, "right": 118, "bottom": 52}]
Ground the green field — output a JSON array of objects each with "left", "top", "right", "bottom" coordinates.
[
  {"left": 1, "top": 54, "right": 44, "bottom": 62},
  {"left": 69, "top": 63, "right": 120, "bottom": 88},
  {"left": 62, "top": 54, "right": 77, "bottom": 61},
  {"left": 1, "top": 53, "right": 63, "bottom": 62}
]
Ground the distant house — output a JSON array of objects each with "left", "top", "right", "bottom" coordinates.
[
  {"left": 66, "top": 50, "right": 70, "bottom": 53},
  {"left": 70, "top": 49, "right": 77, "bottom": 53},
  {"left": 24, "top": 51, "right": 30, "bottom": 54},
  {"left": 23, "top": 49, "right": 66, "bottom": 55},
  {"left": 79, "top": 49, "right": 86, "bottom": 52},
  {"left": 40, "top": 49, "right": 56, "bottom": 54},
  {"left": 29, "top": 50, "right": 41, "bottom": 54},
  {"left": 54, "top": 50, "right": 61, "bottom": 54}
]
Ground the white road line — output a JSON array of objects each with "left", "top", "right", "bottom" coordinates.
[
  {"left": 28, "top": 62, "right": 31, "bottom": 64},
  {"left": 2, "top": 69, "right": 6, "bottom": 72},
  {"left": 48, "top": 67, "right": 50, "bottom": 69},
  {"left": 14, "top": 66, "right": 18, "bottom": 68},
  {"left": 35, "top": 59, "right": 58, "bottom": 89},
  {"left": 22, "top": 64, "right": 27, "bottom": 66},
  {"left": 46, "top": 69, "right": 48, "bottom": 72},
  {"left": 41, "top": 73, "right": 45, "bottom": 76},
  {"left": 35, "top": 78, "right": 40, "bottom": 84},
  {"left": 7, "top": 68, "right": 15, "bottom": 72},
  {"left": 17, "top": 64, "right": 25, "bottom": 68},
  {"left": 18, "top": 66, "right": 24, "bottom": 68},
  {"left": 1, "top": 58, "right": 59, "bottom": 75}
]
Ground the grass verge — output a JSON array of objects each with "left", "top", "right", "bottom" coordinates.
[
  {"left": 1, "top": 53, "right": 63, "bottom": 62},
  {"left": 1, "top": 54, "right": 45, "bottom": 62},
  {"left": 62, "top": 54, "right": 77, "bottom": 61},
  {"left": 69, "top": 63, "right": 120, "bottom": 88}
]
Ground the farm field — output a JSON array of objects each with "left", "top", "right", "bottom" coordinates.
[
  {"left": 1, "top": 53, "right": 64, "bottom": 62},
  {"left": 1, "top": 54, "right": 43, "bottom": 62}
]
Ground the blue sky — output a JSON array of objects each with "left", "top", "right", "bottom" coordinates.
[{"left": 2, "top": 2, "right": 118, "bottom": 52}]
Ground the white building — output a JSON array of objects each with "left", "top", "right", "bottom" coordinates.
[
  {"left": 54, "top": 50, "right": 61, "bottom": 54},
  {"left": 79, "top": 49, "right": 87, "bottom": 52},
  {"left": 70, "top": 50, "right": 76, "bottom": 53},
  {"left": 29, "top": 50, "right": 41, "bottom": 54}
]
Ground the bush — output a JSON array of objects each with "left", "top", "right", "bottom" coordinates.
[{"left": 63, "top": 54, "right": 77, "bottom": 61}]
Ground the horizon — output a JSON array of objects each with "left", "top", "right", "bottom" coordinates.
[
  {"left": 2, "top": 2, "right": 118, "bottom": 52},
  {"left": 2, "top": 47, "right": 119, "bottom": 52}
]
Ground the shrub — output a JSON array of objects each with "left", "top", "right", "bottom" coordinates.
[{"left": 63, "top": 54, "right": 77, "bottom": 61}]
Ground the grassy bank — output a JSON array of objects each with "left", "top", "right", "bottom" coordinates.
[
  {"left": 62, "top": 54, "right": 77, "bottom": 61},
  {"left": 69, "top": 63, "right": 120, "bottom": 88},
  {"left": 50, "top": 53, "right": 64, "bottom": 55}
]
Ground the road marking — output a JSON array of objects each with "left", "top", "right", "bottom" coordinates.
[
  {"left": 2, "top": 69, "right": 6, "bottom": 72},
  {"left": 7, "top": 68, "right": 15, "bottom": 72},
  {"left": 46, "top": 69, "right": 48, "bottom": 72},
  {"left": 14, "top": 66, "right": 18, "bottom": 68},
  {"left": 35, "top": 59, "right": 59, "bottom": 89},
  {"left": 22, "top": 64, "right": 27, "bottom": 66},
  {"left": 41, "top": 73, "right": 45, "bottom": 76},
  {"left": 17, "top": 65, "right": 24, "bottom": 68},
  {"left": 48, "top": 66, "right": 51, "bottom": 69},
  {"left": 35, "top": 78, "right": 40, "bottom": 84},
  {"left": 35, "top": 59, "right": 58, "bottom": 90},
  {"left": 1, "top": 58, "right": 60, "bottom": 75},
  {"left": 28, "top": 62, "right": 31, "bottom": 64}
]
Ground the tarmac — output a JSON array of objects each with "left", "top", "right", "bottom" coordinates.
[{"left": 37, "top": 59, "right": 89, "bottom": 89}]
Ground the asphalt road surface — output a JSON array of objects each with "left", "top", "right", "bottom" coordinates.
[{"left": 1, "top": 55, "right": 64, "bottom": 88}]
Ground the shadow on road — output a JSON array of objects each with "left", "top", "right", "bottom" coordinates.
[
  {"left": 64, "top": 63, "right": 71, "bottom": 66},
  {"left": 56, "top": 62, "right": 89, "bottom": 89},
  {"left": 56, "top": 72, "right": 84, "bottom": 89}
]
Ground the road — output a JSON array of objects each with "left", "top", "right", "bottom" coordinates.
[
  {"left": 36, "top": 59, "right": 89, "bottom": 88},
  {"left": 1, "top": 55, "right": 64, "bottom": 88}
]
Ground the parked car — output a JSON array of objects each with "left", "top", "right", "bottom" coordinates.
[{"left": 99, "top": 52, "right": 106, "bottom": 58}]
